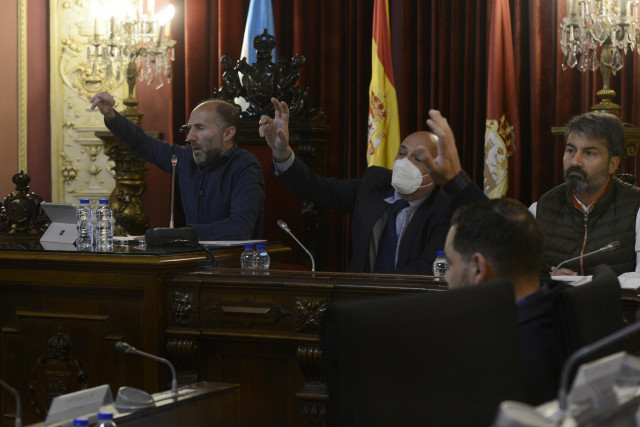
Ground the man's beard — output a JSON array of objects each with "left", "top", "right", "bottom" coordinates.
[
  {"left": 564, "top": 166, "right": 610, "bottom": 196},
  {"left": 192, "top": 146, "right": 221, "bottom": 167},
  {"left": 191, "top": 131, "right": 224, "bottom": 167}
]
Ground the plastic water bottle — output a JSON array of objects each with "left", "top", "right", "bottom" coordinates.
[
  {"left": 95, "top": 199, "right": 114, "bottom": 252},
  {"left": 96, "top": 411, "right": 117, "bottom": 427},
  {"left": 240, "top": 244, "right": 256, "bottom": 270},
  {"left": 433, "top": 250, "right": 449, "bottom": 278},
  {"left": 256, "top": 244, "right": 270, "bottom": 270},
  {"left": 75, "top": 199, "right": 93, "bottom": 251},
  {"left": 72, "top": 417, "right": 89, "bottom": 426}
]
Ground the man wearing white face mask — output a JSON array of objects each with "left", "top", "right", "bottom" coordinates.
[{"left": 260, "top": 98, "right": 484, "bottom": 274}]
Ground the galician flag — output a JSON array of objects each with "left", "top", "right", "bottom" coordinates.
[
  {"left": 237, "top": 0, "right": 277, "bottom": 111},
  {"left": 367, "top": 0, "right": 401, "bottom": 169},
  {"left": 240, "top": 0, "right": 277, "bottom": 65},
  {"left": 484, "top": 0, "right": 519, "bottom": 198}
]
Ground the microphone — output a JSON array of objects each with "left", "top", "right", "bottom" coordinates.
[
  {"left": 115, "top": 341, "right": 178, "bottom": 398},
  {"left": 144, "top": 154, "right": 200, "bottom": 248},
  {"left": 0, "top": 379, "right": 21, "bottom": 427},
  {"left": 277, "top": 219, "right": 316, "bottom": 272},
  {"left": 169, "top": 155, "right": 177, "bottom": 229},
  {"left": 551, "top": 241, "right": 620, "bottom": 276}
]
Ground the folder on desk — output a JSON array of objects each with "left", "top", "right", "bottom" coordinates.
[{"left": 40, "top": 202, "right": 77, "bottom": 248}]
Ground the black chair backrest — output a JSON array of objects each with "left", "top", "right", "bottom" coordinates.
[
  {"left": 321, "top": 280, "right": 526, "bottom": 427},
  {"left": 553, "top": 264, "right": 625, "bottom": 369}
]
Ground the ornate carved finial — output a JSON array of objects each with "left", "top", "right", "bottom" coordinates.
[
  {"left": 214, "top": 30, "right": 325, "bottom": 120},
  {"left": 0, "top": 171, "right": 49, "bottom": 233},
  {"left": 13, "top": 170, "right": 31, "bottom": 192},
  {"left": 254, "top": 29, "right": 276, "bottom": 61},
  {"left": 48, "top": 328, "right": 72, "bottom": 361}
]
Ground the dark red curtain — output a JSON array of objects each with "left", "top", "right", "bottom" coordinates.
[{"left": 169, "top": 0, "right": 640, "bottom": 270}]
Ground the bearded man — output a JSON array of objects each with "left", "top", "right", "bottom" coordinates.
[
  {"left": 90, "top": 91, "right": 265, "bottom": 240},
  {"left": 529, "top": 112, "right": 640, "bottom": 276}
]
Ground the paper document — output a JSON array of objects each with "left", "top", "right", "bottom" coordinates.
[{"left": 199, "top": 240, "right": 267, "bottom": 246}]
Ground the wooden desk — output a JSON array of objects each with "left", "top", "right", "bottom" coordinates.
[
  {"left": 0, "top": 244, "right": 286, "bottom": 426},
  {"left": 162, "top": 268, "right": 447, "bottom": 427},
  {"left": 4, "top": 248, "right": 639, "bottom": 427},
  {"left": 162, "top": 269, "right": 640, "bottom": 427}
]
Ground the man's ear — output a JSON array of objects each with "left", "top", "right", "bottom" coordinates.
[
  {"left": 469, "top": 252, "right": 494, "bottom": 284},
  {"left": 609, "top": 155, "right": 621, "bottom": 175},
  {"left": 223, "top": 126, "right": 236, "bottom": 144}
]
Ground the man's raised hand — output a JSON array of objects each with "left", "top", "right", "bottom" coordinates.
[
  {"left": 90, "top": 92, "right": 117, "bottom": 120},
  {"left": 259, "top": 98, "right": 292, "bottom": 162},
  {"left": 424, "top": 109, "right": 462, "bottom": 186}
]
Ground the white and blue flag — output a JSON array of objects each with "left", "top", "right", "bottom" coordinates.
[{"left": 240, "top": 0, "right": 277, "bottom": 64}]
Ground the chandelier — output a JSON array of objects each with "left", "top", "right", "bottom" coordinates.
[
  {"left": 87, "top": 0, "right": 176, "bottom": 123},
  {"left": 560, "top": 0, "right": 638, "bottom": 73}
]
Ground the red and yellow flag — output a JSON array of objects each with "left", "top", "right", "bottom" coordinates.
[
  {"left": 484, "top": 0, "right": 519, "bottom": 198},
  {"left": 367, "top": 0, "right": 401, "bottom": 169}
]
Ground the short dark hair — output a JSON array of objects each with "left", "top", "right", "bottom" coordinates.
[
  {"left": 564, "top": 112, "right": 625, "bottom": 158},
  {"left": 451, "top": 198, "right": 544, "bottom": 281},
  {"left": 196, "top": 99, "right": 240, "bottom": 144}
]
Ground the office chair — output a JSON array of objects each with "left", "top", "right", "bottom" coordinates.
[
  {"left": 552, "top": 264, "right": 626, "bottom": 373},
  {"left": 322, "top": 280, "right": 526, "bottom": 427}
]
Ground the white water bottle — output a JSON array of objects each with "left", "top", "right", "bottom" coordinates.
[
  {"left": 433, "top": 250, "right": 448, "bottom": 278},
  {"left": 75, "top": 199, "right": 93, "bottom": 251},
  {"left": 240, "top": 244, "right": 256, "bottom": 270},
  {"left": 256, "top": 244, "right": 270, "bottom": 270},
  {"left": 95, "top": 199, "right": 113, "bottom": 252}
]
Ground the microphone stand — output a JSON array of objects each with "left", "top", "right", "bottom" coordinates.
[
  {"left": 116, "top": 341, "right": 178, "bottom": 398},
  {"left": 144, "top": 154, "right": 200, "bottom": 248},
  {"left": 551, "top": 241, "right": 620, "bottom": 276},
  {"left": 277, "top": 220, "right": 316, "bottom": 272},
  {"left": 0, "top": 379, "right": 21, "bottom": 427}
]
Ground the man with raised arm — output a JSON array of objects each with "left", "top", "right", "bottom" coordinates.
[
  {"left": 90, "top": 91, "right": 265, "bottom": 240},
  {"left": 259, "top": 97, "right": 483, "bottom": 274}
]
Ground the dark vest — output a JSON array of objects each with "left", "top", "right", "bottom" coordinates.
[{"left": 537, "top": 177, "right": 640, "bottom": 275}]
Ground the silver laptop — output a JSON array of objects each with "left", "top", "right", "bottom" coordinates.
[{"left": 40, "top": 202, "right": 77, "bottom": 249}]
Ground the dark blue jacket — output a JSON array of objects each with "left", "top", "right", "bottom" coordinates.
[{"left": 105, "top": 112, "right": 265, "bottom": 240}]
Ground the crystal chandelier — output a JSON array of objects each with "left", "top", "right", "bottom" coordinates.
[
  {"left": 88, "top": 1, "right": 176, "bottom": 123},
  {"left": 559, "top": 0, "right": 640, "bottom": 115},
  {"left": 560, "top": 0, "right": 638, "bottom": 73}
]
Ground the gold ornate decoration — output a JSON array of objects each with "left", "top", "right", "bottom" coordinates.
[
  {"left": 86, "top": 2, "right": 176, "bottom": 234},
  {"left": 95, "top": 130, "right": 151, "bottom": 236}
]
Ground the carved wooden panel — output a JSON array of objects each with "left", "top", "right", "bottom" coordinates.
[{"left": 1, "top": 311, "right": 122, "bottom": 424}]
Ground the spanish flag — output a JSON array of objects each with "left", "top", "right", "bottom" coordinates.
[
  {"left": 367, "top": 0, "right": 401, "bottom": 169},
  {"left": 484, "top": 0, "right": 519, "bottom": 198}
]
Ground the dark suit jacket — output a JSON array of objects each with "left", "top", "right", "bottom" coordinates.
[
  {"left": 517, "top": 279, "right": 568, "bottom": 405},
  {"left": 276, "top": 157, "right": 483, "bottom": 274}
]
